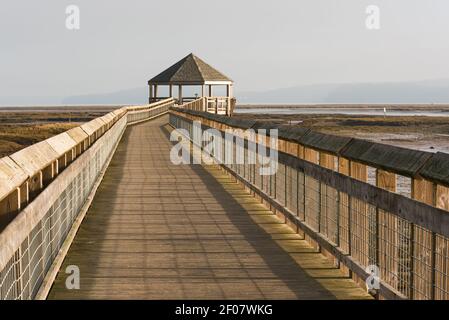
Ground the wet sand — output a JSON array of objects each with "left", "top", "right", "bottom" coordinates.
[{"left": 233, "top": 110, "right": 449, "bottom": 154}]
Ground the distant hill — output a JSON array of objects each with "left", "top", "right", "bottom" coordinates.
[
  {"left": 237, "top": 79, "right": 449, "bottom": 104},
  {"left": 62, "top": 87, "right": 148, "bottom": 105},
  {"left": 19, "top": 78, "right": 449, "bottom": 106},
  {"left": 3, "top": 79, "right": 449, "bottom": 106}
]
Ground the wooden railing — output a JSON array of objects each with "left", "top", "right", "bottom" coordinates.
[
  {"left": 179, "top": 97, "right": 236, "bottom": 116},
  {"left": 0, "top": 98, "right": 175, "bottom": 300},
  {"left": 180, "top": 97, "right": 205, "bottom": 112},
  {"left": 169, "top": 107, "right": 449, "bottom": 300}
]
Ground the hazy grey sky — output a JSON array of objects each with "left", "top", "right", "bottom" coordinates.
[{"left": 1, "top": 0, "right": 449, "bottom": 103}]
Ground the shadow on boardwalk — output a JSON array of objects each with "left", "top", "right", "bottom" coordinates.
[{"left": 47, "top": 116, "right": 370, "bottom": 300}]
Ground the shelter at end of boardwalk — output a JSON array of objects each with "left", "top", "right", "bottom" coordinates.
[{"left": 148, "top": 53, "right": 235, "bottom": 115}]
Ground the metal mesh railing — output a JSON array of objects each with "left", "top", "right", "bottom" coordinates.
[
  {"left": 0, "top": 99, "right": 173, "bottom": 300},
  {"left": 0, "top": 117, "right": 126, "bottom": 300},
  {"left": 170, "top": 112, "right": 449, "bottom": 300}
]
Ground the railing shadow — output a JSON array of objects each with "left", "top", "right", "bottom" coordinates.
[
  {"left": 46, "top": 123, "right": 131, "bottom": 299},
  {"left": 49, "top": 116, "right": 348, "bottom": 299},
  {"left": 160, "top": 123, "right": 341, "bottom": 299}
]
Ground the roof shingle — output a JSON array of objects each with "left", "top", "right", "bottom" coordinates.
[{"left": 148, "top": 53, "right": 232, "bottom": 84}]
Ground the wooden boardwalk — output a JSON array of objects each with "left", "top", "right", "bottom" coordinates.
[{"left": 48, "top": 115, "right": 371, "bottom": 300}]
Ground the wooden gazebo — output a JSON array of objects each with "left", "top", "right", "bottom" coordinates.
[{"left": 148, "top": 53, "right": 235, "bottom": 115}]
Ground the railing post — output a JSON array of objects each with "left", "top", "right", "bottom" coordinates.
[{"left": 411, "top": 176, "right": 436, "bottom": 299}]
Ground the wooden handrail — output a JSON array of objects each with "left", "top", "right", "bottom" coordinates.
[
  {"left": 169, "top": 108, "right": 449, "bottom": 300},
  {"left": 0, "top": 98, "right": 175, "bottom": 230}
]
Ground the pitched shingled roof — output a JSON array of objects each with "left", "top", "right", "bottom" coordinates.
[{"left": 148, "top": 53, "right": 232, "bottom": 84}]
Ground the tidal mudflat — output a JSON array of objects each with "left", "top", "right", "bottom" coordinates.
[{"left": 234, "top": 107, "right": 449, "bottom": 154}]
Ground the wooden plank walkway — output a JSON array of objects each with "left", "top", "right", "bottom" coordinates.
[{"left": 48, "top": 115, "right": 371, "bottom": 300}]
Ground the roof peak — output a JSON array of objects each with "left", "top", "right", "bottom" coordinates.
[{"left": 148, "top": 54, "right": 232, "bottom": 84}]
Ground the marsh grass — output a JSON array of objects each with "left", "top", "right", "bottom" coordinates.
[{"left": 0, "top": 108, "right": 116, "bottom": 157}]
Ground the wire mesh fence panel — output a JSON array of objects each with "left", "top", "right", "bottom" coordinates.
[
  {"left": 42, "top": 209, "right": 54, "bottom": 281},
  {"left": 338, "top": 190, "right": 350, "bottom": 254},
  {"left": 304, "top": 175, "right": 320, "bottom": 232},
  {"left": 270, "top": 168, "right": 276, "bottom": 198},
  {"left": 320, "top": 185, "right": 339, "bottom": 244},
  {"left": 244, "top": 150, "right": 250, "bottom": 182},
  {"left": 378, "top": 211, "right": 412, "bottom": 295},
  {"left": 435, "top": 235, "right": 449, "bottom": 299},
  {"left": 349, "top": 197, "right": 372, "bottom": 268},
  {"left": 0, "top": 107, "right": 159, "bottom": 300},
  {"left": 248, "top": 146, "right": 255, "bottom": 185},
  {"left": 276, "top": 163, "right": 286, "bottom": 206},
  {"left": 412, "top": 225, "right": 433, "bottom": 300},
  {"left": 235, "top": 137, "right": 244, "bottom": 176},
  {"left": 286, "top": 166, "right": 297, "bottom": 214},
  {"left": 0, "top": 254, "right": 17, "bottom": 299},
  {"left": 261, "top": 165, "right": 268, "bottom": 194},
  {"left": 298, "top": 171, "right": 306, "bottom": 221},
  {"left": 19, "top": 239, "right": 30, "bottom": 300},
  {"left": 397, "top": 219, "right": 413, "bottom": 296},
  {"left": 168, "top": 112, "right": 449, "bottom": 300},
  {"left": 232, "top": 141, "right": 237, "bottom": 172},
  {"left": 319, "top": 184, "right": 328, "bottom": 238},
  {"left": 255, "top": 162, "right": 261, "bottom": 190},
  {"left": 28, "top": 221, "right": 44, "bottom": 299}
]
